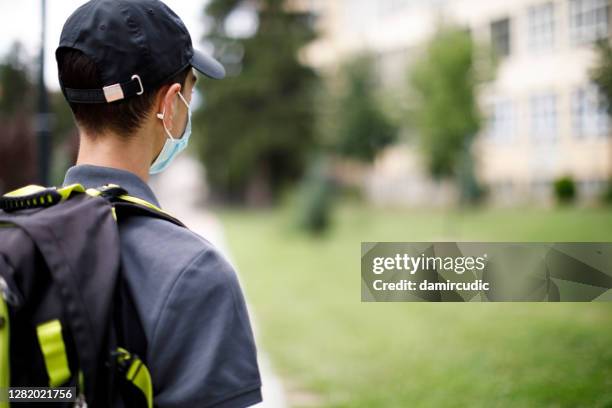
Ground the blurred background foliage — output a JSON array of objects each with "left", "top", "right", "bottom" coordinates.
[
  {"left": 333, "top": 54, "right": 398, "bottom": 163},
  {"left": 193, "top": 0, "right": 320, "bottom": 206},
  {"left": 410, "top": 26, "right": 485, "bottom": 204},
  {"left": 0, "top": 42, "right": 77, "bottom": 193},
  {"left": 410, "top": 26, "right": 481, "bottom": 180}
]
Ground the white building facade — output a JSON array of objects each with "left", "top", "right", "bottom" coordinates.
[{"left": 305, "top": 0, "right": 612, "bottom": 205}]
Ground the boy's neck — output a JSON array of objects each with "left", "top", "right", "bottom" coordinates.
[{"left": 75, "top": 128, "right": 153, "bottom": 183}]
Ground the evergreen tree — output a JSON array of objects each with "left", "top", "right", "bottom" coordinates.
[
  {"left": 0, "top": 43, "right": 33, "bottom": 114},
  {"left": 193, "top": 0, "right": 319, "bottom": 205}
]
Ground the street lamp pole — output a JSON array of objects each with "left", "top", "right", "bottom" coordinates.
[{"left": 37, "top": 0, "right": 51, "bottom": 186}]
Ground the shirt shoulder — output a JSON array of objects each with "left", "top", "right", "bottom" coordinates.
[
  {"left": 149, "top": 244, "right": 262, "bottom": 407},
  {"left": 117, "top": 216, "right": 262, "bottom": 407},
  {"left": 117, "top": 215, "right": 220, "bottom": 334}
]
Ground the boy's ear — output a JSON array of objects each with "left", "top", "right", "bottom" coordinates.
[
  {"left": 155, "top": 83, "right": 182, "bottom": 127},
  {"left": 154, "top": 85, "right": 170, "bottom": 116}
]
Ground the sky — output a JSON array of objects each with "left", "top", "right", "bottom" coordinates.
[{"left": 0, "top": 0, "right": 211, "bottom": 91}]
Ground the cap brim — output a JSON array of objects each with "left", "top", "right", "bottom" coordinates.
[{"left": 191, "top": 49, "right": 225, "bottom": 80}]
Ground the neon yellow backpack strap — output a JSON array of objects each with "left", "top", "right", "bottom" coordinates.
[
  {"left": 2, "top": 185, "right": 47, "bottom": 198},
  {"left": 0, "top": 295, "right": 9, "bottom": 408},
  {"left": 117, "top": 194, "right": 176, "bottom": 219},
  {"left": 1, "top": 185, "right": 57, "bottom": 210},
  {"left": 0, "top": 184, "right": 87, "bottom": 212},
  {"left": 56, "top": 184, "right": 86, "bottom": 201},
  {"left": 115, "top": 347, "right": 153, "bottom": 408},
  {"left": 87, "top": 184, "right": 181, "bottom": 223},
  {"left": 36, "top": 319, "right": 71, "bottom": 387}
]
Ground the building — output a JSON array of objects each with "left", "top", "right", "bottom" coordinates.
[{"left": 305, "top": 0, "right": 612, "bottom": 205}]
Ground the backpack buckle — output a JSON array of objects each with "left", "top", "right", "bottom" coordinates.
[
  {"left": 109, "top": 347, "right": 137, "bottom": 373},
  {"left": 95, "top": 185, "right": 128, "bottom": 199}
]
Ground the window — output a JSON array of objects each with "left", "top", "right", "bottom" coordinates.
[
  {"left": 491, "top": 18, "right": 512, "bottom": 57},
  {"left": 572, "top": 85, "right": 610, "bottom": 138},
  {"left": 577, "top": 178, "right": 607, "bottom": 197},
  {"left": 530, "top": 93, "right": 558, "bottom": 142},
  {"left": 530, "top": 179, "right": 553, "bottom": 198},
  {"left": 487, "top": 100, "right": 515, "bottom": 142},
  {"left": 528, "top": 2, "right": 556, "bottom": 51},
  {"left": 569, "top": 0, "right": 610, "bottom": 45}
]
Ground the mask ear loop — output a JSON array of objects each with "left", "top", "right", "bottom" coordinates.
[
  {"left": 156, "top": 107, "right": 178, "bottom": 141},
  {"left": 177, "top": 91, "right": 189, "bottom": 107},
  {"left": 157, "top": 91, "right": 189, "bottom": 140}
]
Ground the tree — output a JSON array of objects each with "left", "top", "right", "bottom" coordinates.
[
  {"left": 193, "top": 0, "right": 319, "bottom": 205},
  {"left": 591, "top": 39, "right": 612, "bottom": 114},
  {"left": 591, "top": 39, "right": 612, "bottom": 204},
  {"left": 335, "top": 54, "right": 397, "bottom": 162},
  {"left": 410, "top": 26, "right": 483, "bottom": 202},
  {"left": 0, "top": 43, "right": 33, "bottom": 114}
]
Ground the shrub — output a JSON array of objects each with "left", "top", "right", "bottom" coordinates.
[
  {"left": 554, "top": 176, "right": 576, "bottom": 204},
  {"left": 296, "top": 157, "right": 335, "bottom": 235}
]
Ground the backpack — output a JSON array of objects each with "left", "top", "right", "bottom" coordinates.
[{"left": 0, "top": 183, "right": 185, "bottom": 407}]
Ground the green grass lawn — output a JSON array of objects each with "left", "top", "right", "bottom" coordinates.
[{"left": 219, "top": 202, "right": 612, "bottom": 408}]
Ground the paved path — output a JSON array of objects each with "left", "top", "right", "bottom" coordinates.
[{"left": 149, "top": 154, "right": 287, "bottom": 408}]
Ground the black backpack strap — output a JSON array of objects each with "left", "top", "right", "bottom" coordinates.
[
  {"left": 112, "top": 201, "right": 185, "bottom": 227},
  {"left": 115, "top": 277, "right": 147, "bottom": 365},
  {"left": 89, "top": 184, "right": 186, "bottom": 228},
  {"left": 89, "top": 184, "right": 184, "bottom": 408},
  {"left": 109, "top": 270, "right": 152, "bottom": 408}
]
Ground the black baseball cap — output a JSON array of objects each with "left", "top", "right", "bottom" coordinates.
[{"left": 56, "top": 0, "right": 225, "bottom": 104}]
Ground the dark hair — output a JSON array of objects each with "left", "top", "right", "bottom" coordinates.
[{"left": 57, "top": 48, "right": 190, "bottom": 137}]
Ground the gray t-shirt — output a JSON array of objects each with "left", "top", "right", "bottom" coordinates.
[{"left": 63, "top": 164, "right": 262, "bottom": 408}]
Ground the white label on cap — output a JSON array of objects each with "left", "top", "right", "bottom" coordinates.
[{"left": 102, "top": 83, "right": 124, "bottom": 103}]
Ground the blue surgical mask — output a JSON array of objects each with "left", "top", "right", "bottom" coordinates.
[{"left": 149, "top": 91, "right": 192, "bottom": 175}]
